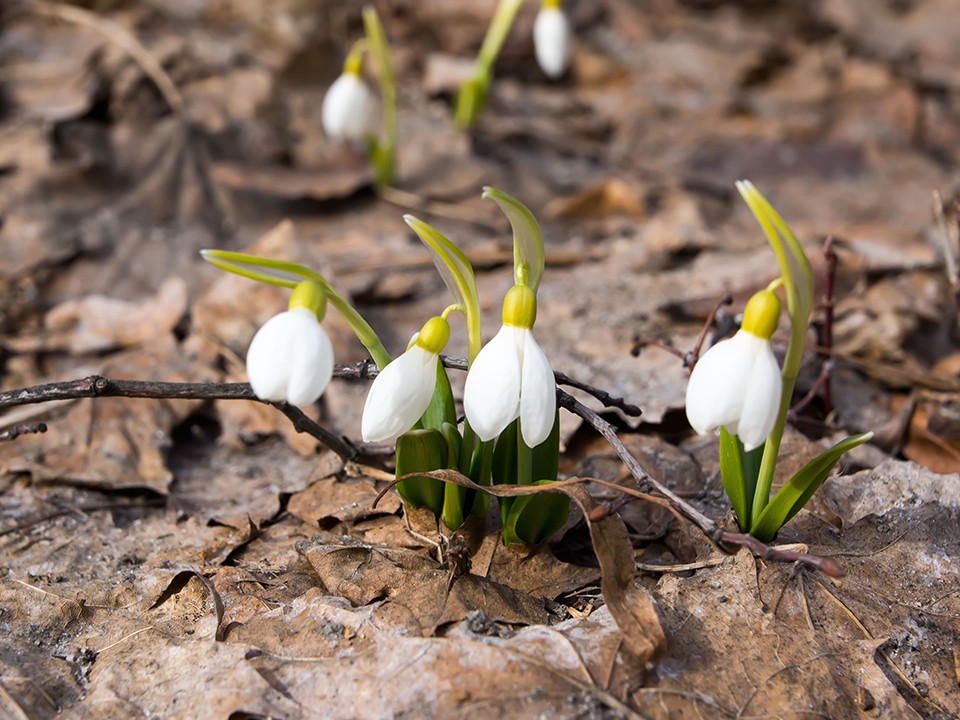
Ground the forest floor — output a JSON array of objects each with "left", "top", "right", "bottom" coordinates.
[{"left": 1, "top": 1, "right": 959, "bottom": 718}]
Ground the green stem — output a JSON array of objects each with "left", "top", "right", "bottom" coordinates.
[
  {"left": 454, "top": 0, "right": 522, "bottom": 128},
  {"left": 362, "top": 6, "right": 397, "bottom": 186},
  {"left": 324, "top": 287, "right": 391, "bottom": 370},
  {"left": 476, "top": 0, "right": 523, "bottom": 76}
]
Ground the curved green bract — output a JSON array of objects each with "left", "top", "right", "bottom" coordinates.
[
  {"left": 483, "top": 187, "right": 545, "bottom": 293},
  {"left": 404, "top": 215, "right": 482, "bottom": 363},
  {"left": 200, "top": 250, "right": 313, "bottom": 288},
  {"left": 200, "top": 249, "right": 391, "bottom": 369}
]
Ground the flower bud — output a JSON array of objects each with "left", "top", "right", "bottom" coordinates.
[
  {"left": 533, "top": 3, "right": 572, "bottom": 79},
  {"left": 322, "top": 69, "right": 373, "bottom": 142}
]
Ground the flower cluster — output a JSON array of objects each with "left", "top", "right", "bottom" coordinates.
[{"left": 205, "top": 188, "right": 566, "bottom": 543}]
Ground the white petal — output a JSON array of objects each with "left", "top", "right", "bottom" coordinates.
[
  {"left": 684, "top": 331, "right": 756, "bottom": 436},
  {"left": 463, "top": 325, "right": 523, "bottom": 441},
  {"left": 361, "top": 345, "right": 438, "bottom": 443},
  {"left": 736, "top": 340, "right": 782, "bottom": 451},
  {"left": 246, "top": 308, "right": 333, "bottom": 406},
  {"left": 533, "top": 8, "right": 573, "bottom": 79},
  {"left": 519, "top": 330, "right": 556, "bottom": 447},
  {"left": 322, "top": 73, "right": 372, "bottom": 141}
]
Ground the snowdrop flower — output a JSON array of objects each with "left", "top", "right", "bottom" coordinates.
[
  {"left": 464, "top": 284, "right": 556, "bottom": 447},
  {"left": 685, "top": 289, "right": 783, "bottom": 451},
  {"left": 361, "top": 316, "right": 450, "bottom": 443},
  {"left": 246, "top": 280, "right": 334, "bottom": 407},
  {"left": 533, "top": 1, "right": 572, "bottom": 80},
  {"left": 322, "top": 56, "right": 373, "bottom": 141}
]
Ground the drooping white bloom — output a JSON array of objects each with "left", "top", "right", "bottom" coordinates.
[
  {"left": 246, "top": 307, "right": 334, "bottom": 407},
  {"left": 463, "top": 286, "right": 556, "bottom": 447},
  {"left": 322, "top": 71, "right": 373, "bottom": 141},
  {"left": 533, "top": 5, "right": 573, "bottom": 80},
  {"left": 685, "top": 289, "right": 783, "bottom": 451},
  {"left": 361, "top": 317, "right": 449, "bottom": 444}
]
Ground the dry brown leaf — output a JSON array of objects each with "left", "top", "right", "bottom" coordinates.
[
  {"left": 8, "top": 277, "right": 188, "bottom": 354},
  {"left": 543, "top": 178, "right": 645, "bottom": 219}
]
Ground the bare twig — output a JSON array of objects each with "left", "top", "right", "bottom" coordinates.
[
  {"left": 631, "top": 294, "right": 733, "bottom": 371},
  {"left": 0, "top": 375, "right": 357, "bottom": 460},
  {"left": 0, "top": 422, "right": 47, "bottom": 442}
]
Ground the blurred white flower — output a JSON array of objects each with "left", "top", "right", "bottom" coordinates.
[
  {"left": 533, "top": 5, "right": 572, "bottom": 79},
  {"left": 322, "top": 72, "right": 373, "bottom": 141},
  {"left": 246, "top": 307, "right": 334, "bottom": 407},
  {"left": 361, "top": 317, "right": 450, "bottom": 444},
  {"left": 464, "top": 324, "right": 555, "bottom": 447},
  {"left": 685, "top": 289, "right": 783, "bottom": 451}
]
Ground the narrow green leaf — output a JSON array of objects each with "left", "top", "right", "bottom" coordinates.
[
  {"left": 395, "top": 429, "right": 447, "bottom": 514},
  {"left": 735, "top": 181, "right": 814, "bottom": 322},
  {"left": 482, "top": 187, "right": 545, "bottom": 292},
  {"left": 719, "top": 427, "right": 749, "bottom": 529},
  {"left": 750, "top": 432, "right": 873, "bottom": 541}
]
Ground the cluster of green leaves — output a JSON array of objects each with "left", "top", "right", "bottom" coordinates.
[{"left": 401, "top": 188, "right": 568, "bottom": 543}]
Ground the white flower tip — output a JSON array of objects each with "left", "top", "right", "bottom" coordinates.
[
  {"left": 246, "top": 308, "right": 334, "bottom": 406},
  {"left": 361, "top": 346, "right": 439, "bottom": 444},
  {"left": 322, "top": 73, "right": 373, "bottom": 141},
  {"left": 534, "top": 7, "right": 573, "bottom": 80}
]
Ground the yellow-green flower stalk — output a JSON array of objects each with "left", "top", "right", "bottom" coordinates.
[{"left": 455, "top": 0, "right": 524, "bottom": 128}]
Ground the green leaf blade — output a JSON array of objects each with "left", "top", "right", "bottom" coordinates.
[{"left": 750, "top": 432, "right": 873, "bottom": 541}]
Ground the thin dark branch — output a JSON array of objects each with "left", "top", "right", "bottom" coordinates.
[
  {"left": 557, "top": 388, "right": 845, "bottom": 577},
  {"left": 0, "top": 375, "right": 357, "bottom": 461},
  {"left": 631, "top": 294, "right": 733, "bottom": 371},
  {"left": 0, "top": 422, "right": 48, "bottom": 442},
  {"left": 688, "top": 294, "right": 734, "bottom": 369}
]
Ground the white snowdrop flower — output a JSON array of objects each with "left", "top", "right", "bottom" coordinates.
[
  {"left": 361, "top": 316, "right": 450, "bottom": 443},
  {"left": 464, "top": 284, "right": 556, "bottom": 447},
  {"left": 533, "top": 2, "right": 572, "bottom": 80},
  {"left": 685, "top": 289, "right": 783, "bottom": 451},
  {"left": 246, "top": 282, "right": 334, "bottom": 407},
  {"left": 322, "top": 69, "right": 373, "bottom": 141}
]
